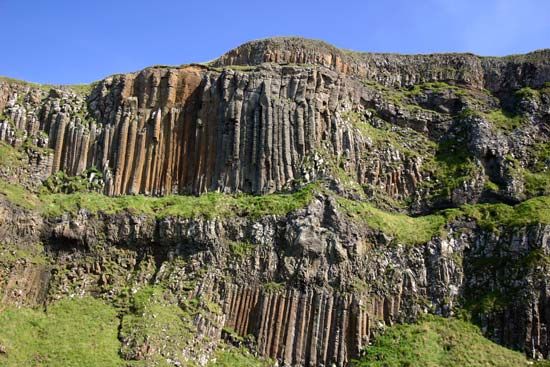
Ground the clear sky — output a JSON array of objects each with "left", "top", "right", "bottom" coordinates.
[{"left": 1, "top": 0, "right": 549, "bottom": 84}]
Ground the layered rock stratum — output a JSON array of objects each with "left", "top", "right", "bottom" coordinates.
[{"left": 0, "top": 37, "right": 549, "bottom": 366}]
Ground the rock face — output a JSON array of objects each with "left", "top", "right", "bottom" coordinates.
[
  {"left": 215, "top": 38, "right": 550, "bottom": 92},
  {"left": 0, "top": 37, "right": 549, "bottom": 366},
  {"left": 1, "top": 196, "right": 549, "bottom": 366},
  {"left": 1, "top": 37, "right": 548, "bottom": 199}
]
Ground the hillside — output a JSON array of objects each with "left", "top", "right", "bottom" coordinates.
[{"left": 0, "top": 37, "right": 549, "bottom": 366}]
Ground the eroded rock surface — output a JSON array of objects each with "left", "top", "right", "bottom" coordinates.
[{"left": 0, "top": 37, "right": 549, "bottom": 366}]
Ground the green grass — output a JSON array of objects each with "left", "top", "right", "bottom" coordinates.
[
  {"left": 422, "top": 136, "right": 479, "bottom": 201},
  {"left": 228, "top": 241, "right": 255, "bottom": 258},
  {"left": 208, "top": 345, "right": 272, "bottom": 367},
  {"left": 340, "top": 195, "right": 550, "bottom": 245},
  {"left": 523, "top": 141, "right": 550, "bottom": 196},
  {"left": 0, "top": 242, "right": 47, "bottom": 265},
  {"left": 0, "top": 292, "right": 259, "bottom": 367},
  {"left": 1, "top": 176, "right": 315, "bottom": 219},
  {"left": 530, "top": 142, "right": 550, "bottom": 172},
  {"left": 483, "top": 179, "right": 500, "bottom": 192},
  {"left": 0, "top": 76, "right": 50, "bottom": 91},
  {"left": 0, "top": 141, "right": 23, "bottom": 167},
  {"left": 2, "top": 167, "right": 550, "bottom": 248},
  {"left": 42, "top": 168, "right": 103, "bottom": 194},
  {"left": 525, "top": 171, "right": 550, "bottom": 196},
  {"left": 0, "top": 297, "right": 125, "bottom": 367},
  {"left": 448, "top": 196, "right": 550, "bottom": 231},
  {"left": 0, "top": 76, "right": 95, "bottom": 95},
  {"left": 0, "top": 142, "right": 24, "bottom": 167},
  {"left": 262, "top": 282, "right": 285, "bottom": 293},
  {"left": 355, "top": 315, "right": 532, "bottom": 367},
  {"left": 484, "top": 109, "right": 525, "bottom": 130},
  {"left": 40, "top": 183, "right": 316, "bottom": 218},
  {"left": 402, "top": 81, "right": 468, "bottom": 97},
  {"left": 64, "top": 82, "right": 96, "bottom": 95},
  {"left": 343, "top": 111, "right": 395, "bottom": 143},
  {"left": 337, "top": 197, "right": 447, "bottom": 245},
  {"left": 0, "top": 179, "right": 41, "bottom": 209},
  {"left": 120, "top": 286, "right": 198, "bottom": 363},
  {"left": 342, "top": 111, "right": 426, "bottom": 157},
  {"left": 515, "top": 87, "right": 540, "bottom": 101},
  {"left": 210, "top": 64, "right": 259, "bottom": 72}
]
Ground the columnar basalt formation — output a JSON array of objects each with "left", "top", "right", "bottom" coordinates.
[
  {"left": 0, "top": 38, "right": 549, "bottom": 366},
  {"left": 221, "top": 286, "right": 400, "bottom": 366},
  {"left": 214, "top": 38, "right": 550, "bottom": 91},
  {"left": 1, "top": 194, "right": 548, "bottom": 365},
  {"left": 1, "top": 38, "right": 548, "bottom": 200}
]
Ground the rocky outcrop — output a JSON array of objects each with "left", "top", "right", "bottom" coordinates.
[
  {"left": 215, "top": 37, "right": 550, "bottom": 92},
  {"left": 0, "top": 37, "right": 549, "bottom": 366},
  {"left": 1, "top": 38, "right": 548, "bottom": 202},
  {"left": 1, "top": 194, "right": 549, "bottom": 365}
]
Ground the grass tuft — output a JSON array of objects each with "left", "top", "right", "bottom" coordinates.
[{"left": 355, "top": 315, "right": 535, "bottom": 367}]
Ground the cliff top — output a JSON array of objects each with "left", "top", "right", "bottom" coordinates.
[
  {"left": 213, "top": 37, "right": 550, "bottom": 90},
  {"left": 1, "top": 37, "right": 548, "bottom": 92},
  {"left": 216, "top": 36, "right": 550, "bottom": 63}
]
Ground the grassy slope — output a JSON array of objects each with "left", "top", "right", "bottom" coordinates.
[
  {"left": 0, "top": 298, "right": 124, "bottom": 367},
  {"left": 40, "top": 183, "right": 315, "bottom": 219},
  {"left": 208, "top": 347, "right": 272, "bottom": 367},
  {"left": 337, "top": 195, "right": 550, "bottom": 245},
  {"left": 1, "top": 172, "right": 549, "bottom": 245},
  {"left": 355, "top": 315, "right": 543, "bottom": 367},
  {"left": 0, "top": 295, "right": 271, "bottom": 367}
]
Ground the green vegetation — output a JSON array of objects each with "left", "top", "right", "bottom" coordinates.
[
  {"left": 0, "top": 242, "right": 47, "bottom": 265},
  {"left": 449, "top": 196, "right": 550, "bottom": 230},
  {"left": 361, "top": 80, "right": 471, "bottom": 115},
  {"left": 120, "top": 286, "right": 198, "bottom": 364},
  {"left": 0, "top": 179, "right": 40, "bottom": 209},
  {"left": 525, "top": 171, "right": 550, "bottom": 196},
  {"left": 483, "top": 178, "right": 500, "bottom": 192},
  {"left": 228, "top": 241, "right": 256, "bottom": 258},
  {"left": 210, "top": 64, "right": 259, "bottom": 72},
  {"left": 0, "top": 297, "right": 125, "bottom": 367},
  {"left": 524, "top": 141, "right": 550, "bottom": 197},
  {"left": 0, "top": 75, "right": 95, "bottom": 95},
  {"left": 343, "top": 110, "right": 393, "bottom": 144},
  {"left": 0, "top": 291, "right": 252, "bottom": 367},
  {"left": 337, "top": 197, "right": 446, "bottom": 245},
  {"left": 459, "top": 107, "right": 527, "bottom": 131},
  {"left": 484, "top": 109, "right": 526, "bottom": 130},
  {"left": 531, "top": 142, "right": 550, "bottom": 173},
  {"left": 65, "top": 82, "right": 97, "bottom": 95},
  {"left": 40, "top": 183, "right": 316, "bottom": 218},
  {"left": 43, "top": 168, "right": 104, "bottom": 194},
  {"left": 355, "top": 315, "right": 534, "bottom": 367},
  {"left": 0, "top": 141, "right": 24, "bottom": 168},
  {"left": 342, "top": 110, "right": 432, "bottom": 158},
  {"left": 208, "top": 345, "right": 272, "bottom": 367},
  {"left": 339, "top": 195, "right": 550, "bottom": 245},
  {"left": 422, "top": 136, "right": 479, "bottom": 202},
  {"left": 0, "top": 76, "right": 50, "bottom": 92},
  {"left": 2, "top": 170, "right": 549, "bottom": 247},
  {"left": 515, "top": 86, "right": 540, "bottom": 101},
  {"left": 1, "top": 174, "right": 316, "bottom": 219},
  {"left": 362, "top": 81, "right": 410, "bottom": 107},
  {"left": 463, "top": 287, "right": 512, "bottom": 316},
  {"left": 402, "top": 81, "right": 468, "bottom": 97},
  {"left": 262, "top": 281, "right": 285, "bottom": 293}
]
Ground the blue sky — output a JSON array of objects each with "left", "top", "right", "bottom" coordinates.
[{"left": 1, "top": 0, "right": 548, "bottom": 84}]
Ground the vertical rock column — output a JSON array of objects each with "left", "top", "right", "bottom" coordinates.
[{"left": 222, "top": 285, "right": 384, "bottom": 366}]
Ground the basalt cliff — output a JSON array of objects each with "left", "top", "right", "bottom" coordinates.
[{"left": 0, "top": 37, "right": 550, "bottom": 366}]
